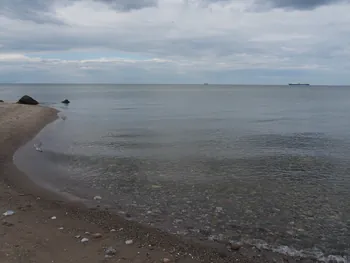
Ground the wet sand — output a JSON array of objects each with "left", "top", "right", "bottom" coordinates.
[{"left": 0, "top": 102, "right": 318, "bottom": 263}]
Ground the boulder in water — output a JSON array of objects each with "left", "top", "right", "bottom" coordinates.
[
  {"left": 17, "top": 95, "right": 38, "bottom": 105},
  {"left": 61, "top": 99, "right": 70, "bottom": 104}
]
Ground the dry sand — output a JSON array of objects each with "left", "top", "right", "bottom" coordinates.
[{"left": 0, "top": 103, "right": 316, "bottom": 263}]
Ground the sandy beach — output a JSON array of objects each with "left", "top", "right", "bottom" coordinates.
[{"left": 0, "top": 102, "right": 318, "bottom": 263}]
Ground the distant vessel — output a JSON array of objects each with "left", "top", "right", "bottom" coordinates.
[{"left": 288, "top": 83, "right": 310, "bottom": 86}]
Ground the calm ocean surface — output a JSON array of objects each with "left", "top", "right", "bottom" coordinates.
[{"left": 2, "top": 84, "right": 350, "bottom": 261}]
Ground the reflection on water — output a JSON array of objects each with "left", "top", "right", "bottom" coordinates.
[{"left": 8, "top": 84, "right": 350, "bottom": 260}]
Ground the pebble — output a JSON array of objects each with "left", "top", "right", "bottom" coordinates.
[
  {"left": 110, "top": 229, "right": 116, "bottom": 232},
  {"left": 125, "top": 240, "right": 133, "bottom": 245},
  {"left": 92, "top": 233, "right": 102, "bottom": 238},
  {"left": 105, "top": 247, "right": 117, "bottom": 256},
  {"left": 93, "top": 196, "right": 102, "bottom": 201},
  {"left": 51, "top": 216, "right": 57, "bottom": 220},
  {"left": 75, "top": 235, "right": 81, "bottom": 239},
  {"left": 81, "top": 238, "right": 89, "bottom": 243},
  {"left": 58, "top": 227, "right": 64, "bottom": 230},
  {"left": 215, "top": 207, "right": 223, "bottom": 213},
  {"left": 3, "top": 210, "right": 15, "bottom": 216},
  {"left": 163, "top": 258, "right": 171, "bottom": 263},
  {"left": 230, "top": 243, "right": 242, "bottom": 251}
]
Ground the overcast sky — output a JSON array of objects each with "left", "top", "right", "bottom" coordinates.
[{"left": 0, "top": 0, "right": 349, "bottom": 84}]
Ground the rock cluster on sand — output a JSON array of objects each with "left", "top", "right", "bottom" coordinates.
[{"left": 17, "top": 95, "right": 39, "bottom": 105}]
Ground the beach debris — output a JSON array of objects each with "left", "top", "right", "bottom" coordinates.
[
  {"left": 17, "top": 95, "right": 39, "bottom": 105},
  {"left": 125, "top": 239, "right": 133, "bottom": 245},
  {"left": 75, "top": 235, "right": 81, "bottom": 239},
  {"left": 163, "top": 258, "right": 171, "bottom": 263},
  {"left": 110, "top": 229, "right": 116, "bottom": 232},
  {"left": 51, "top": 216, "right": 57, "bottom": 220},
  {"left": 93, "top": 195, "right": 102, "bottom": 201},
  {"left": 34, "top": 142, "right": 42, "bottom": 152},
  {"left": 81, "top": 238, "right": 89, "bottom": 243},
  {"left": 105, "top": 247, "right": 117, "bottom": 256},
  {"left": 3, "top": 210, "right": 15, "bottom": 216},
  {"left": 92, "top": 233, "right": 102, "bottom": 238}
]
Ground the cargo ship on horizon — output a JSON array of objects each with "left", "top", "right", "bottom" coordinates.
[{"left": 288, "top": 83, "right": 310, "bottom": 86}]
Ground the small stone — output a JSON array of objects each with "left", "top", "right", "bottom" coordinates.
[
  {"left": 85, "top": 232, "right": 90, "bottom": 235},
  {"left": 81, "top": 238, "right": 89, "bottom": 243},
  {"left": 105, "top": 247, "right": 117, "bottom": 256},
  {"left": 215, "top": 207, "right": 223, "bottom": 213},
  {"left": 286, "top": 230, "right": 294, "bottom": 236},
  {"left": 93, "top": 196, "right": 102, "bottom": 201},
  {"left": 92, "top": 233, "right": 102, "bottom": 238},
  {"left": 58, "top": 227, "right": 64, "bottom": 230},
  {"left": 163, "top": 258, "right": 171, "bottom": 263},
  {"left": 75, "top": 235, "right": 81, "bottom": 239},
  {"left": 110, "top": 229, "right": 116, "bottom": 232},
  {"left": 51, "top": 216, "right": 57, "bottom": 220},
  {"left": 230, "top": 243, "right": 242, "bottom": 251},
  {"left": 3, "top": 210, "right": 15, "bottom": 216},
  {"left": 208, "top": 235, "right": 216, "bottom": 241},
  {"left": 125, "top": 240, "right": 133, "bottom": 245}
]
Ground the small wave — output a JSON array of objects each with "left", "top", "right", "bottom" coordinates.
[{"left": 253, "top": 240, "right": 348, "bottom": 263}]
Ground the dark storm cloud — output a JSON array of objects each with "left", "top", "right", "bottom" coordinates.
[
  {"left": 0, "top": 0, "right": 158, "bottom": 24},
  {"left": 255, "top": 0, "right": 345, "bottom": 10}
]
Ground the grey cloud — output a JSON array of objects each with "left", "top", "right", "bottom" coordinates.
[
  {"left": 0, "top": 0, "right": 157, "bottom": 24},
  {"left": 0, "top": 0, "right": 63, "bottom": 24},
  {"left": 95, "top": 0, "right": 158, "bottom": 11},
  {"left": 254, "top": 0, "right": 345, "bottom": 10},
  {"left": 202, "top": 0, "right": 345, "bottom": 10}
]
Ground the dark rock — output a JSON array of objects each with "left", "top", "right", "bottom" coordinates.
[
  {"left": 61, "top": 99, "right": 70, "bottom": 104},
  {"left": 230, "top": 243, "right": 242, "bottom": 251},
  {"left": 0, "top": 100, "right": 4, "bottom": 102},
  {"left": 17, "top": 95, "right": 38, "bottom": 105}
]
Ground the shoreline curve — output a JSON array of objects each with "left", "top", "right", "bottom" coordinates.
[{"left": 0, "top": 103, "right": 320, "bottom": 263}]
